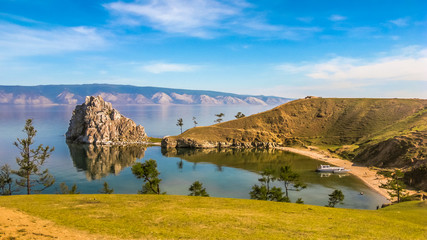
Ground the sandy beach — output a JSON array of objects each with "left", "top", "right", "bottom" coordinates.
[{"left": 277, "top": 146, "right": 391, "bottom": 201}]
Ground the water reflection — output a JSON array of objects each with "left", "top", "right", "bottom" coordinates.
[
  {"left": 162, "top": 147, "right": 314, "bottom": 177},
  {"left": 161, "top": 147, "right": 388, "bottom": 209},
  {"left": 67, "top": 143, "right": 146, "bottom": 180}
]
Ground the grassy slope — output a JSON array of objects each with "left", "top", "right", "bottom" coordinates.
[
  {"left": 0, "top": 195, "right": 425, "bottom": 239},
  {"left": 176, "top": 98, "right": 427, "bottom": 146}
]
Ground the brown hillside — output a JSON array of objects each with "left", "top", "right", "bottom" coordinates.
[
  {"left": 164, "top": 98, "right": 426, "bottom": 147},
  {"left": 162, "top": 98, "right": 427, "bottom": 190}
]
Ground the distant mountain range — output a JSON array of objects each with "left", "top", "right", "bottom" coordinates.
[{"left": 0, "top": 84, "right": 291, "bottom": 105}]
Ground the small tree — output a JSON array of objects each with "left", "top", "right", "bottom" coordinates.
[
  {"left": 296, "top": 198, "right": 304, "bottom": 204},
  {"left": 278, "top": 165, "right": 306, "bottom": 198},
  {"left": 214, "top": 113, "right": 224, "bottom": 123},
  {"left": 0, "top": 164, "right": 13, "bottom": 195},
  {"left": 250, "top": 168, "right": 290, "bottom": 202},
  {"left": 59, "top": 182, "right": 80, "bottom": 194},
  {"left": 100, "top": 181, "right": 114, "bottom": 194},
  {"left": 176, "top": 118, "right": 184, "bottom": 134},
  {"left": 13, "top": 119, "right": 55, "bottom": 194},
  {"left": 380, "top": 169, "right": 407, "bottom": 203},
  {"left": 188, "top": 181, "right": 209, "bottom": 197},
  {"left": 235, "top": 112, "right": 246, "bottom": 119},
  {"left": 327, "top": 189, "right": 344, "bottom": 207},
  {"left": 132, "top": 159, "right": 162, "bottom": 194},
  {"left": 192, "top": 117, "right": 198, "bottom": 127}
]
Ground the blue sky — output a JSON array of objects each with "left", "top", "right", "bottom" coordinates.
[{"left": 0, "top": 0, "right": 426, "bottom": 98}]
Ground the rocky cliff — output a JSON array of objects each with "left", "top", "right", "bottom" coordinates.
[{"left": 66, "top": 96, "right": 147, "bottom": 144}]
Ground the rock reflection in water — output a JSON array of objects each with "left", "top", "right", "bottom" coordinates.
[{"left": 68, "top": 144, "right": 146, "bottom": 180}]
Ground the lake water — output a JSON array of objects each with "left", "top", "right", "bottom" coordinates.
[{"left": 0, "top": 104, "right": 388, "bottom": 209}]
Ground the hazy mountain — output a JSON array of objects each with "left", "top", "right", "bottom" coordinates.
[{"left": 0, "top": 84, "right": 291, "bottom": 105}]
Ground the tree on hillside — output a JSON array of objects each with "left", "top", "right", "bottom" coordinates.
[
  {"left": 380, "top": 169, "right": 408, "bottom": 203},
  {"left": 188, "top": 181, "right": 209, "bottom": 197},
  {"left": 100, "top": 181, "right": 114, "bottom": 194},
  {"left": 13, "top": 119, "right": 55, "bottom": 194},
  {"left": 235, "top": 112, "right": 246, "bottom": 119},
  {"left": 327, "top": 189, "right": 345, "bottom": 207},
  {"left": 192, "top": 117, "right": 198, "bottom": 127},
  {"left": 277, "top": 165, "right": 306, "bottom": 199},
  {"left": 59, "top": 182, "right": 80, "bottom": 194},
  {"left": 0, "top": 164, "right": 13, "bottom": 195},
  {"left": 176, "top": 118, "right": 184, "bottom": 134},
  {"left": 214, "top": 113, "right": 225, "bottom": 123},
  {"left": 132, "top": 159, "right": 162, "bottom": 194}
]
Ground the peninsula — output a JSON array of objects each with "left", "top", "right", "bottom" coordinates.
[{"left": 162, "top": 98, "right": 427, "bottom": 193}]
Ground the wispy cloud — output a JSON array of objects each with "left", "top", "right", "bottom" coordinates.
[
  {"left": 297, "top": 17, "right": 314, "bottom": 23},
  {"left": 104, "top": 0, "right": 321, "bottom": 40},
  {"left": 276, "top": 46, "right": 427, "bottom": 82},
  {"left": 329, "top": 14, "right": 347, "bottom": 21},
  {"left": 141, "top": 62, "right": 200, "bottom": 74},
  {"left": 0, "top": 22, "right": 107, "bottom": 57},
  {"left": 389, "top": 17, "right": 410, "bottom": 27}
]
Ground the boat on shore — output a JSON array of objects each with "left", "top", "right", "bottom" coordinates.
[{"left": 316, "top": 165, "right": 349, "bottom": 173}]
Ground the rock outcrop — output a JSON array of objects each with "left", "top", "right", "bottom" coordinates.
[{"left": 66, "top": 96, "right": 147, "bottom": 144}]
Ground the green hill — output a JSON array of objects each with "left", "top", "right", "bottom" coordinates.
[
  {"left": 162, "top": 98, "right": 427, "bottom": 190},
  {"left": 0, "top": 195, "right": 425, "bottom": 239}
]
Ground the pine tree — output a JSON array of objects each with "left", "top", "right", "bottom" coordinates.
[
  {"left": 380, "top": 169, "right": 407, "bottom": 203},
  {"left": 278, "top": 165, "right": 306, "bottom": 198},
  {"left": 188, "top": 181, "right": 209, "bottom": 197},
  {"left": 214, "top": 113, "right": 224, "bottom": 123},
  {"left": 192, "top": 117, "right": 198, "bottom": 127},
  {"left": 0, "top": 164, "right": 13, "bottom": 195},
  {"left": 327, "top": 189, "right": 345, "bottom": 207},
  {"left": 13, "top": 119, "right": 55, "bottom": 194},
  {"left": 235, "top": 112, "right": 246, "bottom": 119},
  {"left": 176, "top": 118, "right": 184, "bottom": 134},
  {"left": 132, "top": 159, "right": 162, "bottom": 194},
  {"left": 100, "top": 181, "right": 114, "bottom": 194},
  {"left": 59, "top": 182, "right": 80, "bottom": 194}
]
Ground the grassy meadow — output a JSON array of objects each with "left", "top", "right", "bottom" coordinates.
[{"left": 0, "top": 194, "right": 426, "bottom": 239}]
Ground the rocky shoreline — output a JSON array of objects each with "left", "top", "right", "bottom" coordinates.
[{"left": 161, "top": 137, "right": 278, "bottom": 149}]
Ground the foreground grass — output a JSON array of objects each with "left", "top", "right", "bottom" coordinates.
[{"left": 0, "top": 195, "right": 426, "bottom": 239}]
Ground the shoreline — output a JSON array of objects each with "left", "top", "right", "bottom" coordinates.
[{"left": 276, "top": 146, "right": 391, "bottom": 201}]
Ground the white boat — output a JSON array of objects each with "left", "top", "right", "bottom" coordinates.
[{"left": 316, "top": 165, "right": 349, "bottom": 173}]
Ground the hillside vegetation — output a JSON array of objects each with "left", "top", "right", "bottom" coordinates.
[
  {"left": 163, "top": 98, "right": 427, "bottom": 189},
  {"left": 0, "top": 195, "right": 426, "bottom": 239}
]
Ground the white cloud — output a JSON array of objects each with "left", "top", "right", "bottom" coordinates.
[
  {"left": 141, "top": 62, "right": 200, "bottom": 74},
  {"left": 0, "top": 22, "right": 107, "bottom": 57},
  {"left": 389, "top": 17, "right": 409, "bottom": 27},
  {"left": 276, "top": 47, "right": 427, "bottom": 82},
  {"left": 297, "top": 17, "right": 313, "bottom": 23},
  {"left": 105, "top": 0, "right": 242, "bottom": 38},
  {"left": 104, "top": 0, "right": 321, "bottom": 39},
  {"left": 329, "top": 14, "right": 347, "bottom": 21}
]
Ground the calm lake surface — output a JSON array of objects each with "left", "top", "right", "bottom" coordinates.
[{"left": 0, "top": 104, "right": 388, "bottom": 209}]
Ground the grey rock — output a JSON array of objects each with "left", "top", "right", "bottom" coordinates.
[{"left": 66, "top": 96, "right": 147, "bottom": 144}]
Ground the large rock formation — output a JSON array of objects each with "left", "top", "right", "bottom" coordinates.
[{"left": 66, "top": 96, "right": 147, "bottom": 144}]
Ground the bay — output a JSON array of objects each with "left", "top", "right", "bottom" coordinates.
[{"left": 0, "top": 104, "right": 388, "bottom": 209}]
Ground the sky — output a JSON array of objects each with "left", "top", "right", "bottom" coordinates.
[{"left": 0, "top": 0, "right": 426, "bottom": 98}]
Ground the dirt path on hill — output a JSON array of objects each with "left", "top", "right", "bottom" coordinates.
[
  {"left": 277, "top": 146, "right": 391, "bottom": 200},
  {"left": 0, "top": 206, "right": 118, "bottom": 240}
]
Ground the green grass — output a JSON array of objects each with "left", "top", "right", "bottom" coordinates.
[
  {"left": 1, "top": 195, "right": 426, "bottom": 239},
  {"left": 148, "top": 137, "right": 162, "bottom": 143}
]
